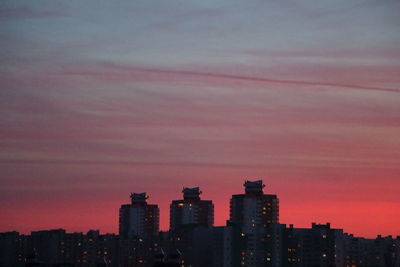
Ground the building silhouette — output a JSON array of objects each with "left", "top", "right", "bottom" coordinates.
[
  {"left": 170, "top": 187, "right": 214, "bottom": 231},
  {"left": 228, "top": 180, "right": 280, "bottom": 266},
  {"left": 230, "top": 180, "right": 279, "bottom": 229},
  {"left": 119, "top": 192, "right": 159, "bottom": 239},
  {"left": 167, "top": 187, "right": 214, "bottom": 266},
  {"left": 292, "top": 223, "right": 345, "bottom": 267},
  {"left": 1, "top": 179, "right": 400, "bottom": 267}
]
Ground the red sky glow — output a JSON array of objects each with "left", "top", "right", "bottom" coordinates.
[{"left": 1, "top": 0, "right": 400, "bottom": 239}]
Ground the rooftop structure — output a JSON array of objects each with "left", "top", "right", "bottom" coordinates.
[
  {"left": 130, "top": 192, "right": 148, "bottom": 204},
  {"left": 182, "top": 187, "right": 201, "bottom": 200},
  {"left": 244, "top": 180, "right": 265, "bottom": 194}
]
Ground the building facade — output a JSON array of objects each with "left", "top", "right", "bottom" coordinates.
[
  {"left": 170, "top": 187, "right": 214, "bottom": 231},
  {"left": 229, "top": 180, "right": 280, "bottom": 267},
  {"left": 119, "top": 192, "right": 159, "bottom": 239}
]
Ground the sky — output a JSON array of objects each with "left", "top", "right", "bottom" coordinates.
[{"left": 1, "top": 0, "right": 400, "bottom": 238}]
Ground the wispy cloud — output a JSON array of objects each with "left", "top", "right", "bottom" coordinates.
[
  {"left": 0, "top": 4, "right": 67, "bottom": 19},
  {"left": 59, "top": 62, "right": 400, "bottom": 93},
  {"left": 1, "top": 0, "right": 400, "bottom": 237}
]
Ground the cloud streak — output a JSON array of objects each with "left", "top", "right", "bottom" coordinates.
[
  {"left": 0, "top": 4, "right": 66, "bottom": 19},
  {"left": 1, "top": 0, "right": 400, "bottom": 238},
  {"left": 60, "top": 63, "right": 400, "bottom": 94}
]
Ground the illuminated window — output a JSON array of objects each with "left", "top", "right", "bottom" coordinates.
[{"left": 178, "top": 203, "right": 184, "bottom": 207}]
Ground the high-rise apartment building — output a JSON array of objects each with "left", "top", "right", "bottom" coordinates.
[
  {"left": 229, "top": 180, "right": 279, "bottom": 267},
  {"left": 119, "top": 192, "right": 159, "bottom": 239},
  {"left": 293, "top": 223, "right": 345, "bottom": 267},
  {"left": 168, "top": 187, "right": 214, "bottom": 266},
  {"left": 170, "top": 187, "right": 214, "bottom": 231},
  {"left": 230, "top": 180, "right": 279, "bottom": 230}
]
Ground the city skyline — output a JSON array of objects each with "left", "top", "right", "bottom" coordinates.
[
  {"left": 3, "top": 180, "right": 399, "bottom": 266},
  {"left": 1, "top": 179, "right": 398, "bottom": 239},
  {"left": 1, "top": 0, "right": 400, "bottom": 240}
]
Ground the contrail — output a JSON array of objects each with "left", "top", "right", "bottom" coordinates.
[
  {"left": 87, "top": 63, "right": 400, "bottom": 94},
  {"left": 135, "top": 67, "right": 400, "bottom": 94}
]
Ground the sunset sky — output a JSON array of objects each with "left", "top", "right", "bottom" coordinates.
[{"left": 1, "top": 0, "right": 400, "bottom": 238}]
